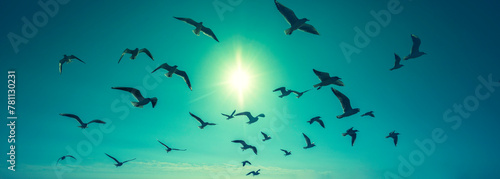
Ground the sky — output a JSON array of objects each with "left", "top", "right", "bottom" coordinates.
[{"left": 1, "top": 0, "right": 500, "bottom": 179}]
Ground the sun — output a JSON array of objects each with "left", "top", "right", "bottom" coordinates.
[{"left": 231, "top": 69, "right": 250, "bottom": 91}]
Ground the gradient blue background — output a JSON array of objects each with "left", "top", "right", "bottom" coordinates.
[{"left": 1, "top": 0, "right": 500, "bottom": 178}]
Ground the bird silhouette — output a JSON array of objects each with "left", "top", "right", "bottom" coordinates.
[
  {"left": 105, "top": 153, "right": 135, "bottom": 167},
  {"left": 273, "top": 87, "right": 293, "bottom": 98},
  {"left": 403, "top": 34, "right": 426, "bottom": 60},
  {"left": 302, "top": 133, "right": 316, "bottom": 149},
  {"left": 342, "top": 127, "right": 359, "bottom": 146},
  {"left": 118, "top": 48, "right": 154, "bottom": 63},
  {"left": 59, "top": 54, "right": 85, "bottom": 74},
  {"left": 189, "top": 112, "right": 216, "bottom": 129},
  {"left": 242, "top": 160, "right": 252, "bottom": 167},
  {"left": 151, "top": 62, "right": 192, "bottom": 91},
  {"left": 331, "top": 88, "right": 360, "bottom": 119},
  {"left": 221, "top": 110, "right": 236, "bottom": 120},
  {"left": 313, "top": 69, "right": 344, "bottom": 90},
  {"left": 59, "top": 113, "right": 105, "bottom": 129},
  {"left": 291, "top": 89, "right": 310, "bottom": 98},
  {"left": 173, "top": 17, "right": 219, "bottom": 42},
  {"left": 246, "top": 169, "right": 261, "bottom": 176},
  {"left": 111, "top": 87, "right": 157, "bottom": 108},
  {"left": 261, "top": 132, "right": 272, "bottom": 141},
  {"left": 157, "top": 140, "right": 186, "bottom": 153},
  {"left": 386, "top": 131, "right": 400, "bottom": 146},
  {"left": 390, "top": 53, "right": 404, "bottom": 71},
  {"left": 235, "top": 112, "right": 265, "bottom": 124},
  {"left": 56, "top": 155, "right": 76, "bottom": 165},
  {"left": 361, "top": 111, "right": 375, "bottom": 118},
  {"left": 281, "top": 149, "right": 292, "bottom": 156},
  {"left": 274, "top": 0, "right": 319, "bottom": 35},
  {"left": 232, "top": 140, "right": 257, "bottom": 155},
  {"left": 307, "top": 116, "right": 325, "bottom": 128}
]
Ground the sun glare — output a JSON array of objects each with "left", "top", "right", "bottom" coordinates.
[{"left": 231, "top": 69, "right": 250, "bottom": 91}]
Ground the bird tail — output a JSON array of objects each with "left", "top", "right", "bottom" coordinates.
[
  {"left": 284, "top": 28, "right": 293, "bottom": 35},
  {"left": 193, "top": 29, "right": 201, "bottom": 36},
  {"left": 336, "top": 115, "right": 343, "bottom": 119},
  {"left": 342, "top": 133, "right": 347, "bottom": 136}
]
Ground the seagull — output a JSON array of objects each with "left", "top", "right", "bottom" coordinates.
[
  {"left": 59, "top": 113, "right": 106, "bottom": 129},
  {"left": 111, "top": 87, "right": 158, "bottom": 108},
  {"left": 173, "top": 17, "right": 219, "bottom": 42},
  {"left": 302, "top": 133, "right": 316, "bottom": 149},
  {"left": 118, "top": 48, "right": 154, "bottom": 64},
  {"left": 274, "top": 0, "right": 319, "bottom": 35},
  {"left": 291, "top": 89, "right": 310, "bottom": 98},
  {"left": 151, "top": 63, "right": 192, "bottom": 91},
  {"left": 390, "top": 53, "right": 404, "bottom": 71},
  {"left": 157, "top": 140, "right": 186, "bottom": 153},
  {"left": 273, "top": 87, "right": 293, "bottom": 98},
  {"left": 403, "top": 34, "right": 426, "bottom": 60},
  {"left": 361, "top": 111, "right": 375, "bottom": 118},
  {"left": 242, "top": 160, "right": 252, "bottom": 167},
  {"left": 231, "top": 140, "right": 257, "bottom": 155},
  {"left": 221, "top": 110, "right": 236, "bottom": 120},
  {"left": 105, "top": 153, "right": 135, "bottom": 167},
  {"left": 313, "top": 69, "right": 344, "bottom": 90},
  {"left": 261, "top": 132, "right": 272, "bottom": 141},
  {"left": 246, "top": 169, "right": 261, "bottom": 176},
  {"left": 307, "top": 116, "right": 325, "bottom": 128},
  {"left": 281, "top": 149, "right": 292, "bottom": 156},
  {"left": 235, "top": 112, "right": 265, "bottom": 124},
  {"left": 342, "top": 127, "right": 358, "bottom": 146},
  {"left": 189, "top": 112, "right": 216, "bottom": 129},
  {"left": 56, "top": 155, "right": 76, "bottom": 165},
  {"left": 386, "top": 131, "right": 400, "bottom": 146},
  {"left": 59, "top": 55, "right": 85, "bottom": 74},
  {"left": 331, "top": 88, "right": 360, "bottom": 119}
]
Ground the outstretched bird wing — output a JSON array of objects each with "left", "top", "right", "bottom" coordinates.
[
  {"left": 201, "top": 27, "right": 219, "bottom": 42},
  {"left": 394, "top": 53, "right": 402, "bottom": 67},
  {"left": 66, "top": 155, "right": 76, "bottom": 160},
  {"left": 173, "top": 17, "right": 199, "bottom": 27},
  {"left": 231, "top": 140, "right": 248, "bottom": 146},
  {"left": 111, "top": 87, "right": 145, "bottom": 101},
  {"left": 410, "top": 34, "right": 422, "bottom": 54},
  {"left": 393, "top": 136, "right": 398, "bottom": 146},
  {"left": 151, "top": 63, "right": 174, "bottom": 73},
  {"left": 313, "top": 69, "right": 331, "bottom": 82},
  {"left": 118, "top": 48, "right": 132, "bottom": 64},
  {"left": 122, "top": 158, "right": 136, "bottom": 164},
  {"left": 261, "top": 132, "right": 269, "bottom": 138},
  {"left": 139, "top": 48, "right": 154, "bottom": 61},
  {"left": 351, "top": 133, "right": 357, "bottom": 146},
  {"left": 105, "top": 153, "right": 120, "bottom": 164},
  {"left": 230, "top": 110, "right": 236, "bottom": 116},
  {"left": 174, "top": 69, "right": 192, "bottom": 91},
  {"left": 280, "top": 149, "right": 289, "bottom": 153},
  {"left": 250, "top": 146, "right": 258, "bottom": 155},
  {"left": 88, "top": 120, "right": 106, "bottom": 125},
  {"left": 303, "top": 133, "right": 312, "bottom": 145},
  {"left": 315, "top": 118, "right": 325, "bottom": 128},
  {"left": 331, "top": 88, "right": 353, "bottom": 112},
  {"left": 273, "top": 87, "right": 286, "bottom": 93},
  {"left": 235, "top": 112, "right": 252, "bottom": 119},
  {"left": 189, "top": 112, "right": 205, "bottom": 124},
  {"left": 299, "top": 24, "right": 320, "bottom": 35},
  {"left": 60, "top": 113, "right": 84, "bottom": 126},
  {"left": 157, "top": 140, "right": 170, "bottom": 149},
  {"left": 275, "top": 0, "right": 298, "bottom": 25},
  {"left": 69, "top": 55, "right": 86, "bottom": 64}
]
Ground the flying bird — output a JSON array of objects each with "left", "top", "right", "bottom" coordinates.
[
  {"left": 273, "top": 87, "right": 293, "bottom": 98},
  {"left": 118, "top": 48, "right": 154, "bottom": 64},
  {"left": 235, "top": 112, "right": 265, "bottom": 124},
  {"left": 242, "top": 160, "right": 252, "bottom": 167},
  {"left": 403, "top": 34, "right": 426, "bottom": 60},
  {"left": 274, "top": 0, "right": 319, "bottom": 35},
  {"left": 59, "top": 54, "right": 85, "bottom": 74},
  {"left": 111, "top": 87, "right": 158, "bottom": 108},
  {"left": 56, "top": 155, "right": 76, "bottom": 165},
  {"left": 342, "top": 127, "right": 358, "bottom": 146},
  {"left": 157, "top": 140, "right": 186, "bottom": 153},
  {"left": 281, "top": 149, "right": 292, "bottom": 156},
  {"left": 151, "top": 63, "right": 192, "bottom": 90},
  {"left": 189, "top": 112, "right": 216, "bottom": 129},
  {"left": 307, "top": 116, "right": 325, "bottom": 128},
  {"left": 59, "top": 113, "right": 106, "bottom": 129},
  {"left": 246, "top": 169, "right": 261, "bottom": 176},
  {"left": 302, "top": 133, "right": 316, "bottom": 149},
  {"left": 261, "top": 132, "right": 272, "bottom": 141},
  {"left": 361, "top": 111, "right": 375, "bottom": 118},
  {"left": 105, "top": 153, "right": 135, "bottom": 167},
  {"left": 390, "top": 53, "right": 404, "bottom": 71},
  {"left": 291, "top": 89, "right": 310, "bottom": 98},
  {"left": 221, "top": 110, "right": 236, "bottom": 120},
  {"left": 313, "top": 69, "right": 344, "bottom": 90},
  {"left": 173, "top": 17, "right": 219, "bottom": 42},
  {"left": 231, "top": 140, "right": 257, "bottom": 155},
  {"left": 386, "top": 131, "right": 400, "bottom": 146},
  {"left": 331, "top": 88, "right": 360, "bottom": 119}
]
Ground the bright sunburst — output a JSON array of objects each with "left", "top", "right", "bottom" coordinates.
[{"left": 231, "top": 69, "right": 250, "bottom": 91}]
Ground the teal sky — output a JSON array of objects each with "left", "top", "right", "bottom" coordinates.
[{"left": 1, "top": 0, "right": 500, "bottom": 179}]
